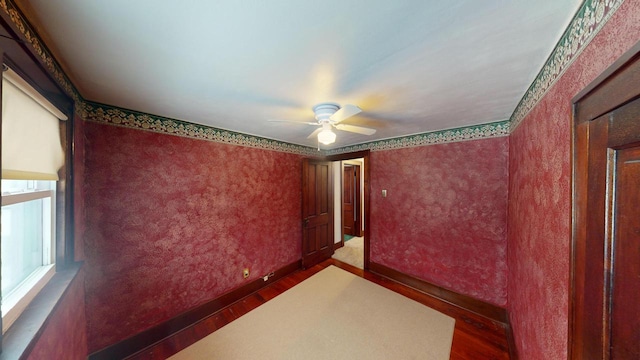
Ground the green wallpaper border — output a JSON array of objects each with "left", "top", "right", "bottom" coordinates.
[
  {"left": 79, "top": 101, "right": 321, "bottom": 156},
  {"left": 0, "top": 0, "right": 319, "bottom": 156},
  {"left": 0, "top": 0, "right": 81, "bottom": 104},
  {"left": 326, "top": 120, "right": 510, "bottom": 155},
  {"left": 509, "top": 0, "right": 625, "bottom": 131},
  {"left": 2, "top": 0, "right": 626, "bottom": 154}
]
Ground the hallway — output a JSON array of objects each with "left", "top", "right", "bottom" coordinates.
[{"left": 332, "top": 236, "right": 364, "bottom": 269}]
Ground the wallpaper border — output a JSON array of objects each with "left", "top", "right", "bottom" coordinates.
[
  {"left": 0, "top": 0, "right": 81, "bottom": 103},
  {"left": 78, "top": 101, "right": 321, "bottom": 156},
  {"left": 326, "top": 120, "right": 510, "bottom": 155},
  {"left": 0, "top": 0, "right": 320, "bottom": 156},
  {"left": 509, "top": 0, "right": 625, "bottom": 131},
  {"left": 2, "top": 0, "right": 625, "bottom": 153}
]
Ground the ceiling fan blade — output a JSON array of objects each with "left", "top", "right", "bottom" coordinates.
[
  {"left": 267, "top": 119, "right": 319, "bottom": 125},
  {"left": 334, "top": 124, "right": 377, "bottom": 135},
  {"left": 329, "top": 104, "right": 361, "bottom": 123},
  {"left": 307, "top": 127, "right": 323, "bottom": 139}
]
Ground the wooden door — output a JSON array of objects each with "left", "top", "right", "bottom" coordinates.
[
  {"left": 572, "top": 48, "right": 640, "bottom": 359},
  {"left": 342, "top": 165, "right": 356, "bottom": 236},
  {"left": 611, "top": 143, "right": 640, "bottom": 358},
  {"left": 301, "top": 159, "right": 333, "bottom": 268},
  {"left": 353, "top": 164, "right": 361, "bottom": 237}
]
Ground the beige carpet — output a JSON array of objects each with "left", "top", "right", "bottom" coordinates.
[
  {"left": 170, "top": 266, "right": 455, "bottom": 360},
  {"left": 332, "top": 236, "right": 364, "bottom": 269}
]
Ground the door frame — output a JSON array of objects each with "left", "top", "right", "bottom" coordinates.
[
  {"left": 570, "top": 40, "right": 640, "bottom": 359},
  {"left": 326, "top": 150, "right": 370, "bottom": 270}
]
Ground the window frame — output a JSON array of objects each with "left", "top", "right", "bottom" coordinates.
[
  {"left": 0, "top": 86, "right": 70, "bottom": 334},
  {"left": 2, "top": 187, "right": 54, "bottom": 206},
  {"left": 1, "top": 185, "right": 57, "bottom": 333},
  {"left": 0, "top": 6, "right": 76, "bottom": 353}
]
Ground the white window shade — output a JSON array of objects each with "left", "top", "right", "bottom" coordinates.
[{"left": 2, "top": 68, "right": 67, "bottom": 181}]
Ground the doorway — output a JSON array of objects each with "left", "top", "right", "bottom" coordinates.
[
  {"left": 332, "top": 159, "right": 364, "bottom": 269},
  {"left": 570, "top": 43, "right": 640, "bottom": 359},
  {"left": 342, "top": 161, "right": 362, "bottom": 238},
  {"left": 328, "top": 152, "right": 368, "bottom": 270}
]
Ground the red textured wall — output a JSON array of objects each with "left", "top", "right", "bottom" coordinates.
[
  {"left": 26, "top": 268, "right": 87, "bottom": 360},
  {"left": 370, "top": 137, "right": 509, "bottom": 306},
  {"left": 82, "top": 122, "right": 303, "bottom": 352},
  {"left": 507, "top": 2, "right": 640, "bottom": 359}
]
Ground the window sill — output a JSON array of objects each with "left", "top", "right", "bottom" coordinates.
[
  {"left": 2, "top": 264, "right": 56, "bottom": 333},
  {"left": 0, "top": 262, "right": 82, "bottom": 360}
]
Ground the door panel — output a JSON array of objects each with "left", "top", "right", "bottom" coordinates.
[
  {"left": 301, "top": 159, "right": 333, "bottom": 268},
  {"left": 611, "top": 145, "right": 640, "bottom": 359},
  {"left": 343, "top": 165, "right": 355, "bottom": 236},
  {"left": 581, "top": 115, "right": 609, "bottom": 358},
  {"left": 353, "top": 165, "right": 362, "bottom": 237},
  {"left": 305, "top": 164, "right": 317, "bottom": 216}
]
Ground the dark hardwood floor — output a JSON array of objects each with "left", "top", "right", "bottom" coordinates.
[{"left": 127, "top": 259, "right": 510, "bottom": 359}]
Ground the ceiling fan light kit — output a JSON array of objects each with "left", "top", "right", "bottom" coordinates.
[
  {"left": 268, "top": 102, "right": 376, "bottom": 146},
  {"left": 317, "top": 123, "right": 337, "bottom": 145}
]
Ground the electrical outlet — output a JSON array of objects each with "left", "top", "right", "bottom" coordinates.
[{"left": 243, "top": 268, "right": 250, "bottom": 279}]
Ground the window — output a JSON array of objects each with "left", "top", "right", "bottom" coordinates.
[
  {"left": 1, "top": 67, "right": 68, "bottom": 334},
  {"left": 1, "top": 180, "right": 56, "bottom": 332}
]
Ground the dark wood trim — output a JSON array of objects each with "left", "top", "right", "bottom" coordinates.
[
  {"left": 363, "top": 154, "right": 370, "bottom": 269},
  {"left": 0, "top": 7, "right": 74, "bottom": 116},
  {"left": 338, "top": 161, "right": 344, "bottom": 249},
  {"left": 569, "top": 118, "right": 587, "bottom": 360},
  {"left": 333, "top": 241, "right": 343, "bottom": 251},
  {"left": 574, "top": 42, "right": 640, "bottom": 123},
  {"left": 128, "top": 258, "right": 511, "bottom": 360},
  {"left": 572, "top": 40, "right": 640, "bottom": 105},
  {"left": 505, "top": 322, "right": 519, "bottom": 360},
  {"left": 570, "top": 40, "right": 640, "bottom": 359},
  {"left": 64, "top": 103, "right": 75, "bottom": 268},
  {"left": 369, "top": 262, "right": 509, "bottom": 324},
  {"left": 88, "top": 260, "right": 301, "bottom": 360},
  {"left": 325, "top": 150, "right": 371, "bottom": 270},
  {"left": 325, "top": 150, "right": 370, "bottom": 162}
]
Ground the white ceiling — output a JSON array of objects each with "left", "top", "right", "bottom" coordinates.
[{"left": 24, "top": 0, "right": 582, "bottom": 149}]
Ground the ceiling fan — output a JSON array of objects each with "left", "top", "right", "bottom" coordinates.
[{"left": 269, "top": 103, "right": 376, "bottom": 145}]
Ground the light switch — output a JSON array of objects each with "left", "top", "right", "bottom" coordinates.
[{"left": 382, "top": 189, "right": 387, "bottom": 197}]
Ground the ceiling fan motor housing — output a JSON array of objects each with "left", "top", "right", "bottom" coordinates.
[{"left": 312, "top": 103, "right": 340, "bottom": 122}]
